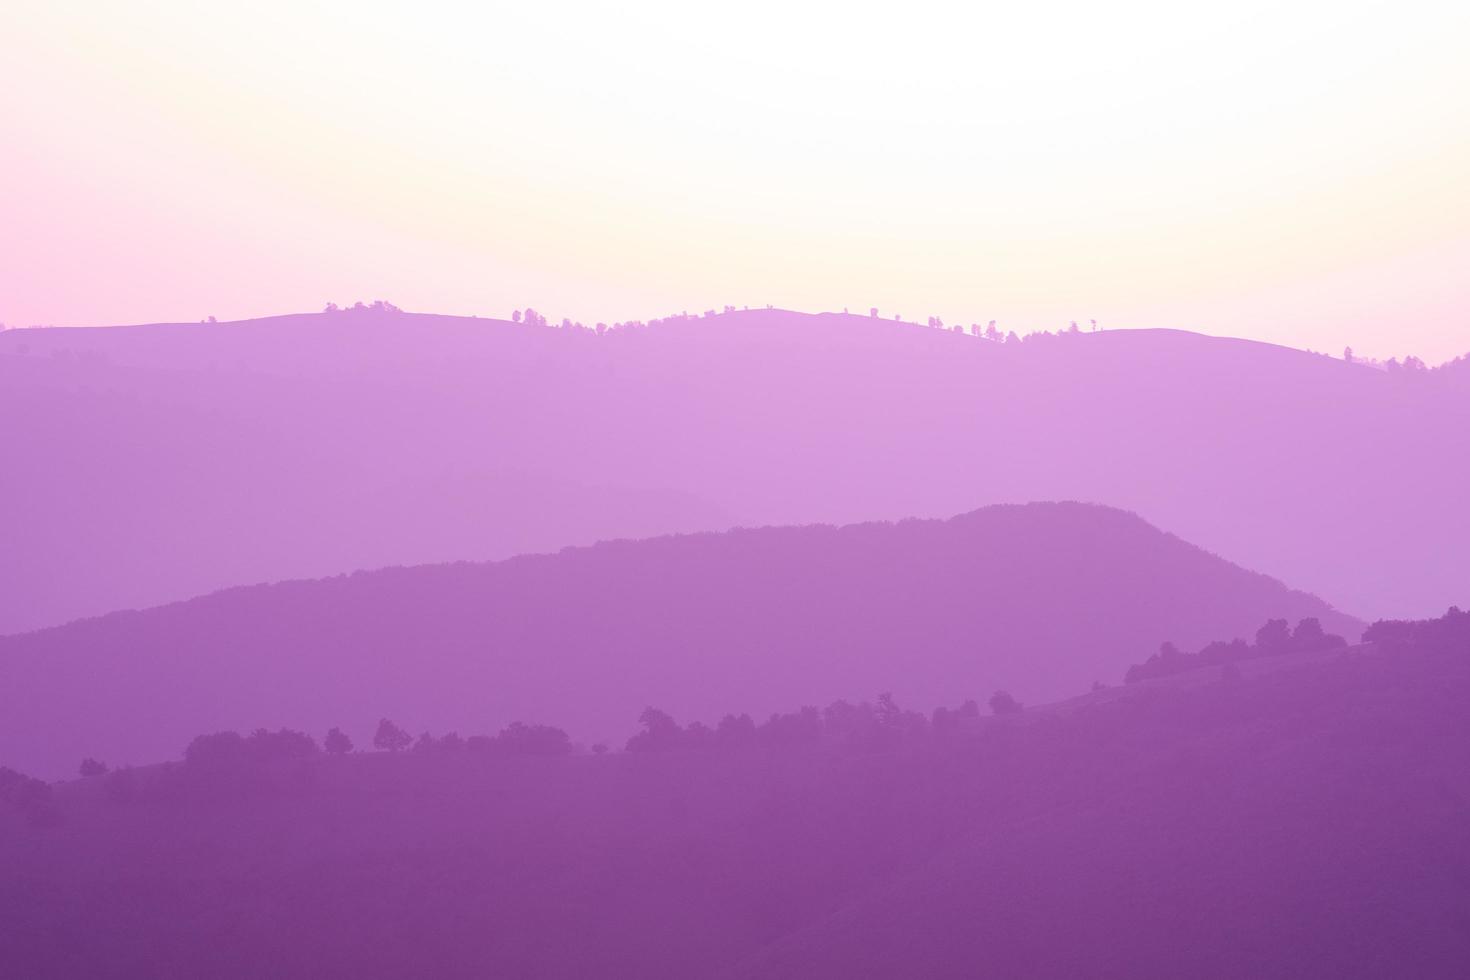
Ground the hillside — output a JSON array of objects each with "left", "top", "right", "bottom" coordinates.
[
  {"left": 2, "top": 610, "right": 1465, "bottom": 980},
  {"left": 723, "top": 613, "right": 1470, "bottom": 980},
  {"left": 0, "top": 501, "right": 1357, "bottom": 778},
  {"left": 1, "top": 307, "right": 1466, "bottom": 633}
]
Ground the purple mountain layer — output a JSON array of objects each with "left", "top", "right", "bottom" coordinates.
[
  {"left": 0, "top": 501, "right": 1357, "bottom": 778},
  {"left": 1, "top": 308, "right": 1463, "bottom": 636},
  {"left": 3, "top": 613, "right": 1465, "bottom": 979}
]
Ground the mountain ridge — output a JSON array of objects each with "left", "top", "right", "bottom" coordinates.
[
  {"left": 0, "top": 501, "right": 1359, "bottom": 779},
  {"left": 3, "top": 305, "right": 1464, "bottom": 634}
]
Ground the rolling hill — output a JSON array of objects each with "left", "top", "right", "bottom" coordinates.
[
  {"left": 1, "top": 307, "right": 1464, "bottom": 635},
  {"left": 0, "top": 501, "right": 1357, "bottom": 778}
]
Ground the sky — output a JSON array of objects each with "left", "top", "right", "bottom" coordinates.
[{"left": 3, "top": 0, "right": 1468, "bottom": 363}]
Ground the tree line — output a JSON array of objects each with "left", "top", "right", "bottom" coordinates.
[
  {"left": 1124, "top": 617, "right": 1348, "bottom": 683},
  {"left": 1126, "top": 606, "right": 1469, "bottom": 684},
  {"left": 15, "top": 606, "right": 1462, "bottom": 826}
]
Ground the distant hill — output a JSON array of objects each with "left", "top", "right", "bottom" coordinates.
[
  {"left": 1, "top": 307, "right": 1465, "bottom": 633},
  {"left": 3, "top": 610, "right": 1465, "bottom": 980},
  {"left": 0, "top": 501, "right": 1357, "bottom": 778}
]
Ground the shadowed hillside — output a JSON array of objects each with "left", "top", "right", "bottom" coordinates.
[
  {"left": 2, "top": 610, "right": 1464, "bottom": 980},
  {"left": 1, "top": 308, "right": 1465, "bottom": 633},
  {"left": 0, "top": 501, "right": 1356, "bottom": 778}
]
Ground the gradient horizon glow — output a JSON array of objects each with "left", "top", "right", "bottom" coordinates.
[{"left": 4, "top": 0, "right": 1468, "bottom": 362}]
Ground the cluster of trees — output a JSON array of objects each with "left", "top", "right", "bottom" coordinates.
[
  {"left": 1339, "top": 346, "right": 1465, "bottom": 375},
  {"left": 0, "top": 766, "right": 58, "bottom": 827},
  {"left": 55, "top": 687, "right": 1033, "bottom": 810},
  {"left": 909, "top": 314, "right": 1113, "bottom": 345},
  {"left": 1123, "top": 608, "right": 1467, "bottom": 689},
  {"left": 159, "top": 719, "right": 575, "bottom": 775},
  {"left": 1362, "top": 606, "right": 1469, "bottom": 655},
  {"left": 513, "top": 307, "right": 730, "bottom": 335},
  {"left": 65, "top": 692, "right": 1026, "bottom": 803},
  {"left": 1125, "top": 617, "right": 1348, "bottom": 684},
  {"left": 1436, "top": 352, "right": 1470, "bottom": 375},
  {"left": 55, "top": 720, "right": 574, "bottom": 811},
  {"left": 626, "top": 691, "right": 1023, "bottom": 755},
  {"left": 503, "top": 305, "right": 1112, "bottom": 347},
  {"left": 171, "top": 718, "right": 577, "bottom": 769},
  {"left": 371, "top": 718, "right": 572, "bottom": 757},
  {"left": 913, "top": 316, "right": 1098, "bottom": 342},
  {"left": 498, "top": 305, "right": 1467, "bottom": 375},
  {"left": 184, "top": 727, "right": 320, "bottom": 770},
  {"left": 1379, "top": 354, "right": 1429, "bottom": 372},
  {"left": 322, "top": 300, "right": 402, "bottom": 314},
  {"left": 514, "top": 307, "right": 633, "bottom": 334}
]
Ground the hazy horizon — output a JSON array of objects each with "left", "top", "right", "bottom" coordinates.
[
  {"left": 5, "top": 304, "right": 1465, "bottom": 368},
  {"left": 6, "top": 1, "right": 1468, "bottom": 363}
]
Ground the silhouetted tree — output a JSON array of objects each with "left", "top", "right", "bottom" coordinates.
[
  {"left": 989, "top": 690, "right": 1022, "bottom": 715},
  {"left": 324, "top": 727, "right": 353, "bottom": 755},
  {"left": 627, "top": 707, "right": 683, "bottom": 752},
  {"left": 1293, "top": 617, "right": 1326, "bottom": 647},
  {"left": 79, "top": 758, "right": 108, "bottom": 777},
  {"left": 1255, "top": 619, "right": 1292, "bottom": 652},
  {"left": 1127, "top": 615, "right": 1347, "bottom": 684},
  {"left": 716, "top": 712, "right": 757, "bottom": 747},
  {"left": 374, "top": 718, "right": 411, "bottom": 753},
  {"left": 184, "top": 731, "right": 248, "bottom": 769},
  {"left": 1363, "top": 606, "right": 1469, "bottom": 654},
  {"left": 246, "top": 728, "right": 318, "bottom": 762}
]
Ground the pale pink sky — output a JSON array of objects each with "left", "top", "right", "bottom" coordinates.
[{"left": 3, "top": 1, "right": 1468, "bottom": 362}]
